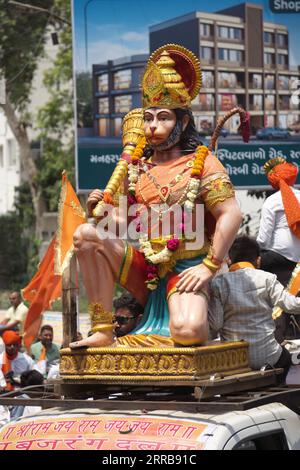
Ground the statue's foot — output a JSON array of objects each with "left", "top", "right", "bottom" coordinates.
[{"left": 69, "top": 331, "right": 115, "bottom": 349}]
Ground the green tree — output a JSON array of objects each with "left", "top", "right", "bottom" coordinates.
[
  {"left": 76, "top": 71, "right": 93, "bottom": 128},
  {"left": 0, "top": 0, "right": 55, "bottom": 237},
  {"left": 37, "top": 0, "right": 74, "bottom": 211},
  {"left": 0, "top": 0, "right": 73, "bottom": 235}
]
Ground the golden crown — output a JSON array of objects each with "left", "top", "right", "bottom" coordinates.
[{"left": 142, "top": 44, "right": 202, "bottom": 109}]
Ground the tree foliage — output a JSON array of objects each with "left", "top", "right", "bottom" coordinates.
[
  {"left": 37, "top": 0, "right": 74, "bottom": 211},
  {"left": 76, "top": 72, "right": 93, "bottom": 128},
  {"left": 0, "top": 0, "right": 54, "bottom": 109}
]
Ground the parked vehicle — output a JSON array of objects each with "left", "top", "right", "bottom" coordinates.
[
  {"left": 220, "top": 127, "right": 229, "bottom": 138},
  {"left": 1, "top": 372, "right": 300, "bottom": 450},
  {"left": 256, "top": 127, "right": 290, "bottom": 140}
]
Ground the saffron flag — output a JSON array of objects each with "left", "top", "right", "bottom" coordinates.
[
  {"left": 22, "top": 172, "right": 86, "bottom": 350},
  {"left": 54, "top": 171, "right": 86, "bottom": 274}
]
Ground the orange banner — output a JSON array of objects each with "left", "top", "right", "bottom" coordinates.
[{"left": 0, "top": 415, "right": 208, "bottom": 451}]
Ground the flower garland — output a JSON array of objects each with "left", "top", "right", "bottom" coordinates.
[
  {"left": 184, "top": 145, "right": 208, "bottom": 211},
  {"left": 140, "top": 235, "right": 180, "bottom": 289},
  {"left": 128, "top": 137, "right": 146, "bottom": 194},
  {"left": 127, "top": 141, "right": 209, "bottom": 289}
]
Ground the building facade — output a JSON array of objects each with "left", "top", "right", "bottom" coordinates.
[
  {"left": 93, "top": 54, "right": 148, "bottom": 137},
  {"left": 0, "top": 110, "right": 20, "bottom": 214},
  {"left": 150, "top": 3, "right": 300, "bottom": 133}
]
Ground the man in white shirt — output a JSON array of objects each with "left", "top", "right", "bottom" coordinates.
[
  {"left": 209, "top": 236, "right": 300, "bottom": 383},
  {"left": 257, "top": 157, "right": 300, "bottom": 342},
  {"left": 0, "top": 292, "right": 28, "bottom": 336}
]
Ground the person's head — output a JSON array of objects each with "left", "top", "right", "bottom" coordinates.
[
  {"left": 264, "top": 157, "right": 298, "bottom": 189},
  {"left": 143, "top": 107, "right": 201, "bottom": 154},
  {"left": 2, "top": 331, "right": 22, "bottom": 359},
  {"left": 229, "top": 236, "right": 261, "bottom": 268},
  {"left": 9, "top": 291, "right": 22, "bottom": 309},
  {"left": 113, "top": 293, "right": 143, "bottom": 337},
  {"left": 40, "top": 325, "right": 53, "bottom": 348},
  {"left": 20, "top": 370, "right": 44, "bottom": 388},
  {"left": 142, "top": 45, "right": 202, "bottom": 156}
]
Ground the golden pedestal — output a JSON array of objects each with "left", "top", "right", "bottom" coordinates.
[{"left": 60, "top": 341, "right": 250, "bottom": 384}]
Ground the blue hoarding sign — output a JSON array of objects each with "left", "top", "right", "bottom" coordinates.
[{"left": 77, "top": 141, "right": 300, "bottom": 192}]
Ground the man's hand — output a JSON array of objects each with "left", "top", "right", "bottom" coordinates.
[
  {"left": 176, "top": 264, "right": 214, "bottom": 294},
  {"left": 87, "top": 189, "right": 104, "bottom": 217}
]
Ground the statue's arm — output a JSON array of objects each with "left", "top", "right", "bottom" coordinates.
[{"left": 208, "top": 197, "right": 243, "bottom": 262}]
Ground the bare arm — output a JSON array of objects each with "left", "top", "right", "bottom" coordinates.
[
  {"left": 177, "top": 197, "right": 242, "bottom": 293},
  {"left": 209, "top": 197, "right": 243, "bottom": 263}
]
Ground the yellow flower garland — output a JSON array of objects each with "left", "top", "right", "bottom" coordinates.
[{"left": 191, "top": 145, "right": 209, "bottom": 177}]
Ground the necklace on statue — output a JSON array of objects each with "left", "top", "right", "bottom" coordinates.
[{"left": 140, "top": 158, "right": 193, "bottom": 203}]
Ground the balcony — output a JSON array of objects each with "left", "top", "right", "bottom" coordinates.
[
  {"left": 277, "top": 64, "right": 289, "bottom": 71},
  {"left": 201, "top": 58, "right": 215, "bottom": 65}
]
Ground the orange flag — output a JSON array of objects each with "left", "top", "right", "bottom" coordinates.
[
  {"left": 22, "top": 237, "right": 61, "bottom": 350},
  {"left": 22, "top": 172, "right": 86, "bottom": 351},
  {"left": 54, "top": 171, "right": 86, "bottom": 275}
]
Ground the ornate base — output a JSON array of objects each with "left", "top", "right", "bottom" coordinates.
[{"left": 60, "top": 341, "right": 250, "bottom": 383}]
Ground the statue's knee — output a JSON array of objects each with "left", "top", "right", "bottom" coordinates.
[
  {"left": 73, "top": 224, "right": 98, "bottom": 252},
  {"left": 170, "top": 322, "right": 208, "bottom": 346}
]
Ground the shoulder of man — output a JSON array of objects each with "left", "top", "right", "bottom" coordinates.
[
  {"left": 30, "top": 341, "right": 41, "bottom": 354},
  {"left": 17, "top": 302, "right": 29, "bottom": 313}
]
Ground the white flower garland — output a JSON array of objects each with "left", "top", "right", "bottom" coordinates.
[{"left": 139, "top": 234, "right": 174, "bottom": 264}]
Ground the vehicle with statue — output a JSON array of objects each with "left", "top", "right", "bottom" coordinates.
[{"left": 1, "top": 43, "right": 300, "bottom": 451}]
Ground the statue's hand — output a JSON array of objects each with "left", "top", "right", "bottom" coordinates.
[
  {"left": 176, "top": 264, "right": 214, "bottom": 294},
  {"left": 87, "top": 189, "right": 104, "bottom": 217}
]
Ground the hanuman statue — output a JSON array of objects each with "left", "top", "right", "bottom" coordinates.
[{"left": 70, "top": 44, "right": 243, "bottom": 349}]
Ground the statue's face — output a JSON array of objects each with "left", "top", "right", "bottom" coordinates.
[{"left": 143, "top": 108, "right": 177, "bottom": 147}]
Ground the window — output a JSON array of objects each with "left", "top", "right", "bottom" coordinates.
[
  {"left": 98, "top": 97, "right": 109, "bottom": 114},
  {"left": 197, "top": 94, "right": 215, "bottom": 111},
  {"left": 200, "top": 23, "right": 212, "bottom": 37},
  {"left": 114, "top": 117, "right": 122, "bottom": 136},
  {"left": 113, "top": 69, "right": 132, "bottom": 90},
  {"left": 251, "top": 95, "right": 263, "bottom": 111},
  {"left": 218, "top": 94, "right": 237, "bottom": 111},
  {"left": 218, "top": 26, "right": 242, "bottom": 40},
  {"left": 264, "top": 53, "right": 275, "bottom": 66},
  {"left": 193, "top": 112, "right": 214, "bottom": 134},
  {"left": 233, "top": 431, "right": 288, "bottom": 450},
  {"left": 265, "top": 74, "right": 275, "bottom": 89},
  {"left": 279, "top": 95, "right": 290, "bottom": 110},
  {"left": 264, "top": 31, "right": 274, "bottom": 44},
  {"left": 98, "top": 74, "right": 108, "bottom": 93},
  {"left": 218, "top": 48, "right": 242, "bottom": 62},
  {"left": 251, "top": 74, "right": 262, "bottom": 89},
  {"left": 98, "top": 118, "right": 109, "bottom": 136},
  {"left": 202, "top": 71, "right": 214, "bottom": 88},
  {"left": 289, "top": 76, "right": 299, "bottom": 90},
  {"left": 218, "top": 72, "right": 238, "bottom": 88},
  {"left": 278, "top": 75, "right": 289, "bottom": 90},
  {"left": 0, "top": 145, "right": 3, "bottom": 167},
  {"left": 200, "top": 47, "right": 214, "bottom": 60},
  {"left": 278, "top": 54, "right": 288, "bottom": 66},
  {"left": 277, "top": 33, "right": 287, "bottom": 47},
  {"left": 114, "top": 95, "right": 132, "bottom": 113},
  {"left": 265, "top": 94, "right": 275, "bottom": 111},
  {"left": 7, "top": 139, "right": 17, "bottom": 167}
]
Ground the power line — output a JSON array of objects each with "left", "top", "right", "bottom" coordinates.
[{"left": 7, "top": 0, "right": 71, "bottom": 26}]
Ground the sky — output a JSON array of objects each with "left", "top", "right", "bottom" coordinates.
[{"left": 72, "top": 0, "right": 300, "bottom": 72}]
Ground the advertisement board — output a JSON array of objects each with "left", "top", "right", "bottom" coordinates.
[{"left": 72, "top": 0, "right": 300, "bottom": 192}]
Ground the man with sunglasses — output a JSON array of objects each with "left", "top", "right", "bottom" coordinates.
[{"left": 113, "top": 294, "right": 143, "bottom": 338}]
